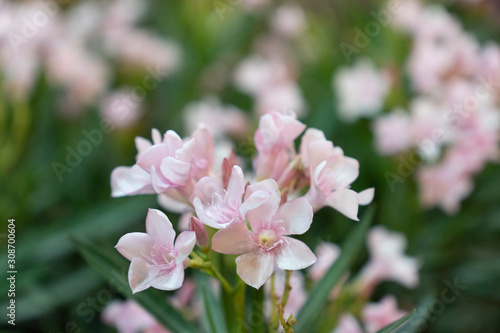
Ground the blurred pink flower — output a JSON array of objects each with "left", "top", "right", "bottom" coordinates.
[
  {"left": 358, "top": 226, "right": 419, "bottom": 294},
  {"left": 102, "top": 300, "right": 169, "bottom": 333},
  {"left": 270, "top": 5, "right": 306, "bottom": 39},
  {"left": 333, "top": 313, "right": 363, "bottom": 333},
  {"left": 191, "top": 166, "right": 245, "bottom": 229},
  {"left": 333, "top": 58, "right": 391, "bottom": 122},
  {"left": 212, "top": 180, "right": 316, "bottom": 289},
  {"left": 116, "top": 209, "right": 196, "bottom": 293},
  {"left": 373, "top": 109, "right": 413, "bottom": 155},
  {"left": 99, "top": 88, "right": 142, "bottom": 128},
  {"left": 308, "top": 242, "right": 341, "bottom": 282},
  {"left": 362, "top": 295, "right": 407, "bottom": 333}
]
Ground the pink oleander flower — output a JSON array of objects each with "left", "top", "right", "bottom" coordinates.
[
  {"left": 299, "top": 128, "right": 374, "bottom": 220},
  {"left": 111, "top": 126, "right": 215, "bottom": 198},
  {"left": 188, "top": 217, "right": 209, "bottom": 248},
  {"left": 362, "top": 295, "right": 407, "bottom": 333},
  {"left": 333, "top": 313, "right": 363, "bottom": 333},
  {"left": 254, "top": 112, "right": 306, "bottom": 181},
  {"left": 358, "top": 226, "right": 419, "bottom": 295},
  {"left": 270, "top": 5, "right": 306, "bottom": 39},
  {"left": 373, "top": 109, "right": 413, "bottom": 155},
  {"left": 308, "top": 242, "right": 341, "bottom": 282},
  {"left": 191, "top": 165, "right": 245, "bottom": 229},
  {"left": 102, "top": 300, "right": 169, "bottom": 333},
  {"left": 211, "top": 179, "right": 317, "bottom": 289},
  {"left": 115, "top": 209, "right": 196, "bottom": 293},
  {"left": 99, "top": 87, "right": 142, "bottom": 128},
  {"left": 333, "top": 58, "right": 391, "bottom": 123}
]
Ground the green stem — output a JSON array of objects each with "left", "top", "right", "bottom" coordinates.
[
  {"left": 268, "top": 273, "right": 279, "bottom": 332},
  {"left": 209, "top": 262, "right": 233, "bottom": 294},
  {"left": 281, "top": 270, "right": 292, "bottom": 309}
]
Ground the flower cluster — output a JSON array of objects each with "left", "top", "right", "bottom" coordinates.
[
  {"left": 0, "top": 0, "right": 179, "bottom": 123},
  {"left": 111, "top": 111, "right": 373, "bottom": 293},
  {"left": 333, "top": 1, "right": 500, "bottom": 214}
]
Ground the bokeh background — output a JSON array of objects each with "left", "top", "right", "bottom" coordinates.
[{"left": 1, "top": 0, "right": 500, "bottom": 332}]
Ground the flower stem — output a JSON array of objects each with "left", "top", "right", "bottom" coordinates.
[
  {"left": 269, "top": 273, "right": 279, "bottom": 332},
  {"left": 281, "top": 270, "right": 292, "bottom": 309},
  {"left": 209, "top": 262, "right": 233, "bottom": 293}
]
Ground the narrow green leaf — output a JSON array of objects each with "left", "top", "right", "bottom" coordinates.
[
  {"left": 376, "top": 310, "right": 415, "bottom": 333},
  {"left": 197, "top": 273, "right": 229, "bottom": 333},
  {"left": 71, "top": 236, "right": 198, "bottom": 333},
  {"left": 295, "top": 206, "right": 375, "bottom": 331}
]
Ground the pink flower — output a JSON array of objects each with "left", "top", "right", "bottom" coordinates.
[
  {"left": 111, "top": 126, "right": 215, "bottom": 198},
  {"left": 362, "top": 295, "right": 407, "bottom": 333},
  {"left": 115, "top": 209, "right": 196, "bottom": 293},
  {"left": 99, "top": 87, "right": 142, "bottom": 129},
  {"left": 188, "top": 217, "right": 209, "bottom": 248},
  {"left": 333, "top": 58, "right": 391, "bottom": 122},
  {"left": 211, "top": 180, "right": 317, "bottom": 289},
  {"left": 373, "top": 110, "right": 413, "bottom": 155},
  {"left": 102, "top": 300, "right": 169, "bottom": 333},
  {"left": 333, "top": 313, "right": 363, "bottom": 333},
  {"left": 270, "top": 5, "right": 306, "bottom": 39},
  {"left": 299, "top": 128, "right": 374, "bottom": 220},
  {"left": 254, "top": 112, "right": 306, "bottom": 180},
  {"left": 191, "top": 166, "right": 245, "bottom": 229},
  {"left": 308, "top": 242, "right": 341, "bottom": 281},
  {"left": 358, "top": 226, "right": 419, "bottom": 294}
]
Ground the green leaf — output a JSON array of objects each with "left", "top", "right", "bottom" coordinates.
[
  {"left": 71, "top": 235, "right": 198, "bottom": 333},
  {"left": 376, "top": 310, "right": 415, "bottom": 333},
  {"left": 197, "top": 273, "right": 229, "bottom": 333},
  {"left": 295, "top": 206, "right": 375, "bottom": 331}
]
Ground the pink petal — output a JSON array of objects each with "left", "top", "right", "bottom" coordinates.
[
  {"left": 326, "top": 189, "right": 360, "bottom": 221},
  {"left": 145, "top": 209, "right": 175, "bottom": 246},
  {"left": 134, "top": 136, "right": 152, "bottom": 157},
  {"left": 163, "top": 130, "right": 184, "bottom": 154},
  {"left": 226, "top": 166, "right": 245, "bottom": 203},
  {"left": 236, "top": 252, "right": 275, "bottom": 289},
  {"left": 320, "top": 156, "right": 359, "bottom": 190},
  {"left": 137, "top": 144, "right": 169, "bottom": 171},
  {"left": 191, "top": 177, "right": 223, "bottom": 205},
  {"left": 157, "top": 192, "right": 192, "bottom": 214},
  {"left": 151, "top": 128, "right": 162, "bottom": 145},
  {"left": 174, "top": 231, "right": 196, "bottom": 262},
  {"left": 150, "top": 165, "right": 172, "bottom": 193},
  {"left": 299, "top": 128, "right": 326, "bottom": 167},
  {"left": 175, "top": 138, "right": 195, "bottom": 163},
  {"left": 358, "top": 188, "right": 375, "bottom": 206},
  {"left": 277, "top": 237, "right": 317, "bottom": 270},
  {"left": 150, "top": 264, "right": 185, "bottom": 291},
  {"left": 128, "top": 257, "right": 158, "bottom": 293},
  {"left": 240, "top": 179, "right": 281, "bottom": 229},
  {"left": 111, "top": 165, "right": 154, "bottom": 197},
  {"left": 274, "top": 197, "right": 313, "bottom": 235},
  {"left": 115, "top": 232, "right": 153, "bottom": 261},
  {"left": 160, "top": 157, "right": 191, "bottom": 186},
  {"left": 212, "top": 222, "right": 256, "bottom": 255}
]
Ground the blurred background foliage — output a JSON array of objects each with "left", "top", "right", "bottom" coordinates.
[{"left": 1, "top": 0, "right": 500, "bottom": 332}]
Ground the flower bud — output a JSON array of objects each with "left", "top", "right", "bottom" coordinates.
[{"left": 189, "top": 217, "right": 209, "bottom": 249}]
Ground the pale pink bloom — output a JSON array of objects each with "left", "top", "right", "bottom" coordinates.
[
  {"left": 477, "top": 44, "right": 500, "bottom": 94},
  {"left": 111, "top": 126, "right": 215, "bottom": 198},
  {"left": 333, "top": 59, "right": 391, "bottom": 122},
  {"left": 270, "top": 5, "right": 306, "bottom": 39},
  {"left": 362, "top": 295, "right": 407, "bottom": 333},
  {"left": 254, "top": 112, "right": 306, "bottom": 180},
  {"left": 333, "top": 313, "right": 363, "bottom": 333},
  {"left": 212, "top": 180, "right": 317, "bottom": 289},
  {"left": 99, "top": 88, "right": 142, "bottom": 128},
  {"left": 234, "top": 56, "right": 290, "bottom": 96},
  {"left": 389, "top": 0, "right": 423, "bottom": 32},
  {"left": 102, "top": 0, "right": 146, "bottom": 30},
  {"left": 115, "top": 209, "right": 196, "bottom": 293},
  {"left": 168, "top": 278, "right": 197, "bottom": 309},
  {"left": 191, "top": 166, "right": 245, "bottom": 229},
  {"left": 102, "top": 300, "right": 169, "bottom": 333},
  {"left": 358, "top": 226, "right": 419, "bottom": 294},
  {"left": 183, "top": 97, "right": 250, "bottom": 139},
  {"left": 417, "top": 161, "right": 474, "bottom": 214},
  {"left": 255, "top": 82, "right": 306, "bottom": 116},
  {"left": 309, "top": 242, "right": 341, "bottom": 281},
  {"left": 299, "top": 128, "right": 374, "bottom": 220},
  {"left": 373, "top": 109, "right": 413, "bottom": 155}
]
